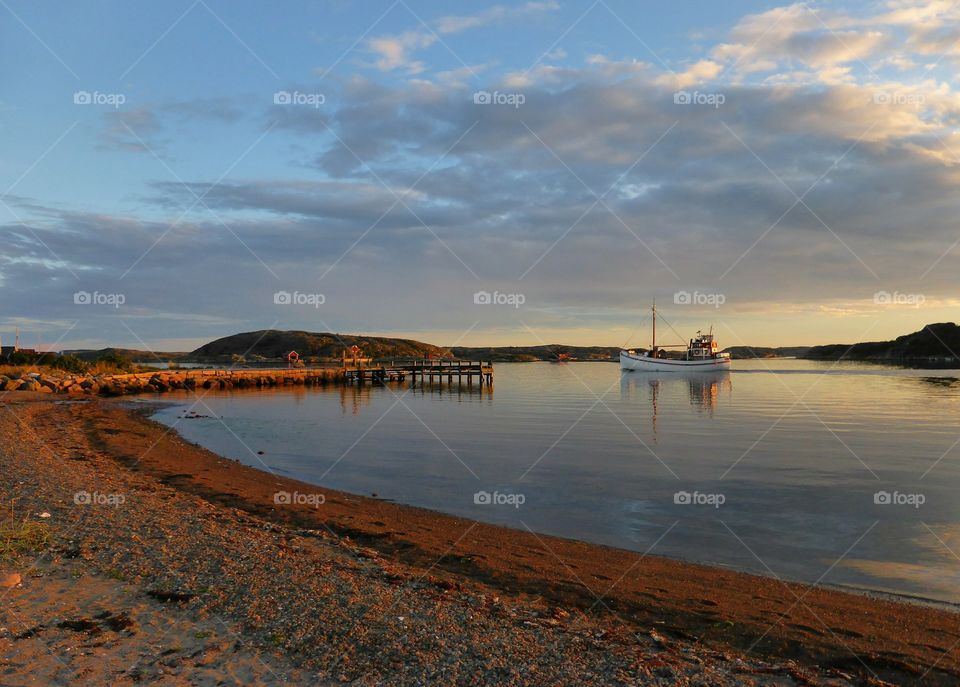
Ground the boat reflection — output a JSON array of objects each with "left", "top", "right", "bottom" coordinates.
[{"left": 620, "top": 370, "right": 732, "bottom": 441}]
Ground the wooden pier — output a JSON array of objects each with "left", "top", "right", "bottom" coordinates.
[{"left": 343, "top": 360, "right": 494, "bottom": 387}]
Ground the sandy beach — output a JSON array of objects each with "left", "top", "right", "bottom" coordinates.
[{"left": 1, "top": 392, "right": 957, "bottom": 686}]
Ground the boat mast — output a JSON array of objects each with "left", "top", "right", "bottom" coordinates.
[{"left": 651, "top": 300, "right": 656, "bottom": 352}]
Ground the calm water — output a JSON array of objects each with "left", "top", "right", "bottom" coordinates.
[{"left": 147, "top": 361, "right": 960, "bottom": 604}]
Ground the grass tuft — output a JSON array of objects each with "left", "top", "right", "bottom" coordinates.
[{"left": 0, "top": 507, "right": 53, "bottom": 560}]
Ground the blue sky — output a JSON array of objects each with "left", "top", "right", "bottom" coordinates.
[{"left": 3, "top": 1, "right": 960, "bottom": 351}]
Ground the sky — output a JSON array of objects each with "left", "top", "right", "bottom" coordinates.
[{"left": 2, "top": 0, "right": 960, "bottom": 351}]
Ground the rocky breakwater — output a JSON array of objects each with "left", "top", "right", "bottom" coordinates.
[{"left": 0, "top": 368, "right": 346, "bottom": 396}]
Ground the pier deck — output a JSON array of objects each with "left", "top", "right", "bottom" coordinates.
[{"left": 343, "top": 360, "right": 494, "bottom": 387}]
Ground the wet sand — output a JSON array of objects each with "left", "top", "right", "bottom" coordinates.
[{"left": 1, "top": 393, "right": 958, "bottom": 685}]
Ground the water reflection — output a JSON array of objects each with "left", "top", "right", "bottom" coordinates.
[
  {"left": 620, "top": 371, "right": 732, "bottom": 440},
  {"left": 338, "top": 380, "right": 493, "bottom": 416}
]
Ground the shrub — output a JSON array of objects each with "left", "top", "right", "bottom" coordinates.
[
  {"left": 95, "top": 353, "right": 133, "bottom": 372},
  {"left": 50, "top": 355, "right": 89, "bottom": 374},
  {"left": 7, "top": 351, "right": 36, "bottom": 366}
]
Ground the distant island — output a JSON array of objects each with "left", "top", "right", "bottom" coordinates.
[
  {"left": 61, "top": 347, "right": 191, "bottom": 363},
  {"left": 191, "top": 330, "right": 448, "bottom": 362},
  {"left": 53, "top": 323, "right": 960, "bottom": 367},
  {"left": 803, "top": 322, "right": 960, "bottom": 366},
  {"left": 722, "top": 346, "right": 810, "bottom": 360},
  {"left": 450, "top": 345, "right": 620, "bottom": 362}
]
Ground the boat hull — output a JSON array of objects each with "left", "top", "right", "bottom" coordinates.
[{"left": 620, "top": 350, "right": 731, "bottom": 372}]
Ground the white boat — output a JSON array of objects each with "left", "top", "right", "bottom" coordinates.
[{"left": 620, "top": 303, "right": 731, "bottom": 372}]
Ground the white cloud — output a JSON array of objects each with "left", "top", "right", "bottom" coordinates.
[
  {"left": 656, "top": 59, "right": 724, "bottom": 89},
  {"left": 367, "top": 30, "right": 436, "bottom": 74},
  {"left": 366, "top": 1, "right": 559, "bottom": 74},
  {"left": 434, "top": 1, "right": 559, "bottom": 35}
]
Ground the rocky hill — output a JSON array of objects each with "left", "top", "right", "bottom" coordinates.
[
  {"left": 62, "top": 348, "right": 189, "bottom": 363},
  {"left": 190, "top": 330, "right": 448, "bottom": 361},
  {"left": 803, "top": 323, "right": 960, "bottom": 365},
  {"left": 721, "top": 346, "right": 810, "bottom": 359}
]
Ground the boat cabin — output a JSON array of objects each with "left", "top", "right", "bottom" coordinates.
[{"left": 687, "top": 331, "right": 719, "bottom": 360}]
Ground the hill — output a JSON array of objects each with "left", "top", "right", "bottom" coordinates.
[
  {"left": 190, "top": 330, "right": 448, "bottom": 361},
  {"left": 803, "top": 323, "right": 960, "bottom": 365},
  {"left": 721, "top": 346, "right": 810, "bottom": 359},
  {"left": 62, "top": 348, "right": 189, "bottom": 363},
  {"left": 450, "top": 345, "right": 619, "bottom": 362}
]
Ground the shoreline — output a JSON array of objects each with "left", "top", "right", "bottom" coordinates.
[
  {"left": 142, "top": 392, "right": 960, "bottom": 615},
  {"left": 2, "top": 393, "right": 959, "bottom": 684}
]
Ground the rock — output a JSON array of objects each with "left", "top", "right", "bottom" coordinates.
[
  {"left": 18, "top": 380, "right": 39, "bottom": 391},
  {"left": 3, "top": 379, "right": 20, "bottom": 391},
  {"left": 0, "top": 573, "right": 21, "bottom": 588},
  {"left": 36, "top": 385, "right": 53, "bottom": 393}
]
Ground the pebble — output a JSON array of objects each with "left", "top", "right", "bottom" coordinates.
[{"left": 1, "top": 573, "right": 22, "bottom": 588}]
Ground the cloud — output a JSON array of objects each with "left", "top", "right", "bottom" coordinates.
[
  {"left": 656, "top": 59, "right": 724, "bottom": 89},
  {"left": 97, "top": 108, "right": 164, "bottom": 153},
  {"left": 367, "top": 30, "right": 436, "bottom": 74},
  {"left": 95, "top": 97, "right": 251, "bottom": 154},
  {"left": 366, "top": 1, "right": 559, "bottom": 74},
  {"left": 9, "top": 1, "right": 960, "bottom": 349},
  {"left": 712, "top": 0, "right": 960, "bottom": 83},
  {"left": 434, "top": 1, "right": 559, "bottom": 34}
]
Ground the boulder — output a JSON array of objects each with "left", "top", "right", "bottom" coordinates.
[{"left": 100, "top": 384, "right": 122, "bottom": 396}]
